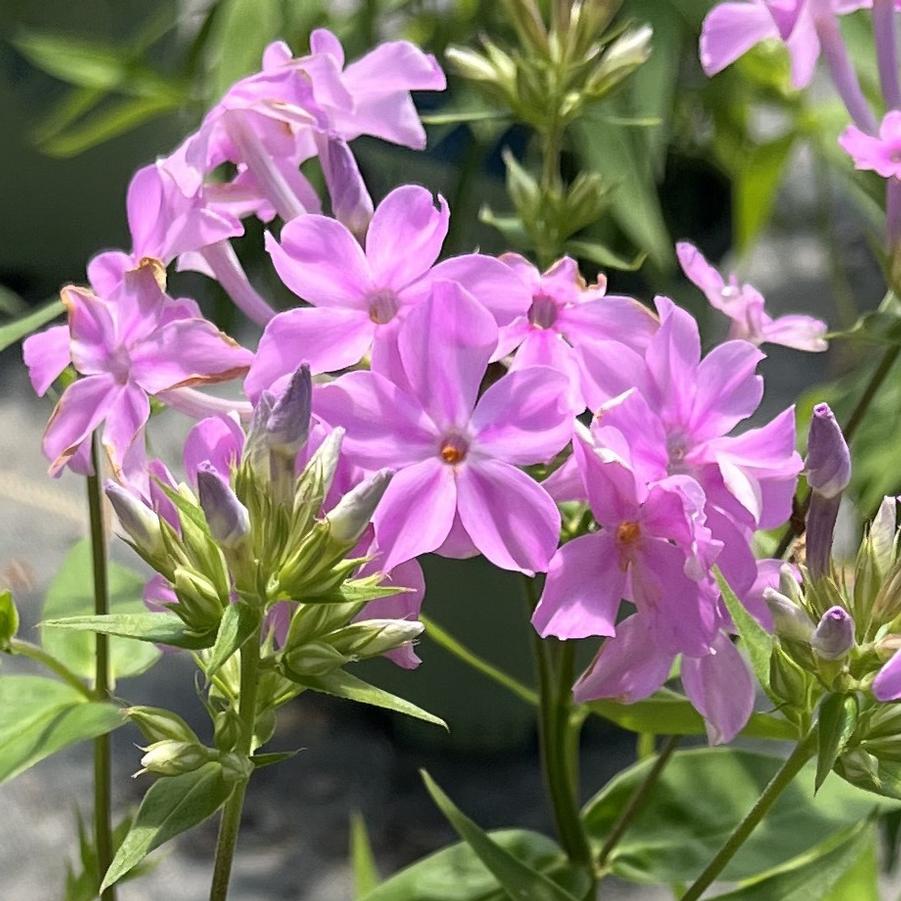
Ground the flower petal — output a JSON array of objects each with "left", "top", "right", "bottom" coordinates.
[
  {"left": 23, "top": 325, "right": 70, "bottom": 396},
  {"left": 761, "top": 314, "right": 828, "bottom": 351},
  {"left": 690, "top": 339, "right": 764, "bottom": 440},
  {"left": 558, "top": 296, "right": 658, "bottom": 353},
  {"left": 183, "top": 415, "right": 245, "bottom": 486},
  {"left": 61, "top": 285, "right": 117, "bottom": 374},
  {"left": 699, "top": 2, "right": 779, "bottom": 77},
  {"left": 456, "top": 459, "right": 561, "bottom": 574},
  {"left": 374, "top": 458, "right": 457, "bottom": 571},
  {"left": 532, "top": 533, "right": 624, "bottom": 639},
  {"left": 101, "top": 382, "right": 151, "bottom": 474},
  {"left": 874, "top": 650, "right": 901, "bottom": 701},
  {"left": 471, "top": 366, "right": 572, "bottom": 465}
]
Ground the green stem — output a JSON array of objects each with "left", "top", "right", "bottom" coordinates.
[
  {"left": 680, "top": 730, "right": 817, "bottom": 901},
  {"left": 9, "top": 638, "right": 92, "bottom": 698},
  {"left": 87, "top": 437, "right": 115, "bottom": 901},
  {"left": 598, "top": 736, "right": 681, "bottom": 870},
  {"left": 522, "top": 577, "right": 594, "bottom": 877},
  {"left": 209, "top": 626, "right": 261, "bottom": 901},
  {"left": 420, "top": 614, "right": 538, "bottom": 706}
]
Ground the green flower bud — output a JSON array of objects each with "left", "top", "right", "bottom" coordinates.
[
  {"left": 0, "top": 590, "right": 19, "bottom": 651},
  {"left": 283, "top": 641, "right": 348, "bottom": 678},
  {"left": 327, "top": 469, "right": 393, "bottom": 546},
  {"left": 281, "top": 601, "right": 363, "bottom": 652},
  {"left": 105, "top": 481, "right": 165, "bottom": 563},
  {"left": 770, "top": 646, "right": 813, "bottom": 711},
  {"left": 126, "top": 706, "right": 200, "bottom": 745},
  {"left": 220, "top": 752, "right": 254, "bottom": 784},
  {"left": 585, "top": 24, "right": 653, "bottom": 98},
  {"left": 135, "top": 740, "right": 213, "bottom": 777},
  {"left": 763, "top": 588, "right": 815, "bottom": 643},
  {"left": 173, "top": 566, "right": 225, "bottom": 631},
  {"left": 329, "top": 619, "right": 425, "bottom": 660}
]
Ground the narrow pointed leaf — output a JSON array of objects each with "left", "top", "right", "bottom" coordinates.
[
  {"left": 816, "top": 694, "right": 859, "bottom": 792},
  {"left": 421, "top": 771, "right": 581, "bottom": 901},
  {"left": 101, "top": 763, "right": 233, "bottom": 890},
  {"left": 351, "top": 810, "right": 380, "bottom": 898},
  {"left": 42, "top": 613, "right": 215, "bottom": 649},
  {"left": 251, "top": 749, "right": 299, "bottom": 769},
  {"left": 204, "top": 601, "right": 260, "bottom": 679},
  {"left": 295, "top": 670, "right": 447, "bottom": 729}
]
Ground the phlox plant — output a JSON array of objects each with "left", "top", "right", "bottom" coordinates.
[{"left": 3, "top": 1, "right": 901, "bottom": 899}]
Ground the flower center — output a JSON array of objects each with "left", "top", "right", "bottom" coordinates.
[
  {"left": 368, "top": 290, "right": 400, "bottom": 325},
  {"left": 666, "top": 432, "right": 692, "bottom": 475},
  {"left": 616, "top": 521, "right": 641, "bottom": 546},
  {"left": 439, "top": 433, "right": 469, "bottom": 465},
  {"left": 108, "top": 346, "right": 132, "bottom": 384},
  {"left": 527, "top": 293, "right": 558, "bottom": 330}
]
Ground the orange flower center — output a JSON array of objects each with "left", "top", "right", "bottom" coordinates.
[
  {"left": 616, "top": 521, "right": 641, "bottom": 546},
  {"left": 439, "top": 434, "right": 468, "bottom": 465}
]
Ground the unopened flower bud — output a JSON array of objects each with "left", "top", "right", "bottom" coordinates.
[
  {"left": 266, "top": 364, "right": 312, "bottom": 459},
  {"left": 806, "top": 404, "right": 851, "bottom": 500},
  {"left": 0, "top": 590, "right": 19, "bottom": 650},
  {"left": 127, "top": 706, "right": 200, "bottom": 745},
  {"left": 220, "top": 751, "right": 253, "bottom": 783},
  {"left": 329, "top": 619, "right": 424, "bottom": 659},
  {"left": 135, "top": 740, "right": 212, "bottom": 777},
  {"left": 769, "top": 645, "right": 812, "bottom": 710},
  {"left": 197, "top": 464, "right": 250, "bottom": 551},
  {"left": 811, "top": 606, "right": 855, "bottom": 660},
  {"left": 870, "top": 496, "right": 899, "bottom": 576},
  {"left": 316, "top": 133, "right": 373, "bottom": 240},
  {"left": 283, "top": 641, "right": 348, "bottom": 677},
  {"left": 778, "top": 564, "right": 805, "bottom": 606},
  {"left": 327, "top": 469, "right": 393, "bottom": 545},
  {"left": 763, "top": 588, "right": 815, "bottom": 643},
  {"left": 105, "top": 481, "right": 164, "bottom": 558}
]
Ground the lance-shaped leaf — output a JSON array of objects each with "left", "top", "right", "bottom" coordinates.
[
  {"left": 293, "top": 670, "right": 447, "bottom": 730},
  {"left": 101, "top": 762, "right": 233, "bottom": 890},
  {"left": 351, "top": 811, "right": 380, "bottom": 898},
  {"left": 421, "top": 771, "right": 583, "bottom": 901},
  {"left": 42, "top": 613, "right": 216, "bottom": 650},
  {"left": 251, "top": 749, "right": 299, "bottom": 769},
  {"left": 203, "top": 601, "right": 260, "bottom": 679},
  {"left": 816, "top": 693, "right": 859, "bottom": 792},
  {"left": 0, "top": 675, "right": 123, "bottom": 784}
]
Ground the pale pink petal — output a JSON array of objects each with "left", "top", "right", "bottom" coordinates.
[
  {"left": 592, "top": 390, "right": 668, "bottom": 484},
  {"left": 309, "top": 29, "right": 344, "bottom": 65},
  {"left": 647, "top": 297, "right": 702, "bottom": 419},
  {"left": 343, "top": 41, "right": 446, "bottom": 92},
  {"left": 699, "top": 2, "right": 780, "bottom": 77},
  {"left": 245, "top": 306, "right": 375, "bottom": 399},
  {"left": 313, "top": 371, "right": 438, "bottom": 469},
  {"left": 101, "top": 382, "right": 151, "bottom": 473},
  {"left": 266, "top": 218, "right": 372, "bottom": 307},
  {"left": 183, "top": 415, "right": 245, "bottom": 486},
  {"left": 682, "top": 633, "right": 755, "bottom": 745},
  {"left": 785, "top": 6, "right": 820, "bottom": 89},
  {"left": 396, "top": 281, "right": 497, "bottom": 427},
  {"left": 87, "top": 251, "right": 132, "bottom": 295},
  {"left": 690, "top": 340, "right": 764, "bottom": 441},
  {"left": 558, "top": 296, "right": 658, "bottom": 353},
  {"left": 576, "top": 340, "right": 650, "bottom": 411},
  {"left": 60, "top": 286, "right": 116, "bottom": 374},
  {"left": 676, "top": 241, "right": 726, "bottom": 302},
  {"left": 572, "top": 432, "right": 641, "bottom": 526},
  {"left": 456, "top": 459, "right": 561, "bottom": 575},
  {"left": 23, "top": 325, "right": 70, "bottom": 396},
  {"left": 471, "top": 366, "right": 572, "bottom": 464},
  {"left": 365, "top": 186, "right": 449, "bottom": 289},
  {"left": 573, "top": 614, "right": 674, "bottom": 703},
  {"left": 129, "top": 320, "right": 252, "bottom": 394},
  {"left": 435, "top": 512, "right": 480, "bottom": 558},
  {"left": 531, "top": 533, "right": 624, "bottom": 639},
  {"left": 761, "top": 314, "right": 828, "bottom": 351},
  {"left": 374, "top": 458, "right": 457, "bottom": 571},
  {"left": 508, "top": 330, "right": 585, "bottom": 412},
  {"left": 542, "top": 455, "right": 586, "bottom": 504},
  {"left": 874, "top": 650, "right": 901, "bottom": 701},
  {"left": 43, "top": 374, "right": 118, "bottom": 476}
]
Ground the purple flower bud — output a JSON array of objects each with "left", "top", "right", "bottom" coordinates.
[
  {"left": 105, "top": 481, "right": 164, "bottom": 557},
  {"left": 315, "top": 132, "right": 374, "bottom": 241},
  {"left": 763, "top": 588, "right": 815, "bottom": 643},
  {"left": 265, "top": 364, "right": 312, "bottom": 458},
  {"left": 196, "top": 464, "right": 250, "bottom": 550},
  {"left": 328, "top": 469, "right": 393, "bottom": 545},
  {"left": 811, "top": 606, "right": 855, "bottom": 660},
  {"left": 805, "top": 403, "right": 851, "bottom": 499}
]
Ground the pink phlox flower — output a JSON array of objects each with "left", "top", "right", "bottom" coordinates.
[
  {"left": 313, "top": 281, "right": 572, "bottom": 574},
  {"left": 700, "top": 0, "right": 873, "bottom": 90},
  {"left": 677, "top": 242, "right": 827, "bottom": 352},
  {"left": 493, "top": 253, "right": 658, "bottom": 411},
  {"left": 24, "top": 261, "right": 252, "bottom": 477},
  {"left": 840, "top": 109, "right": 901, "bottom": 179},
  {"left": 246, "top": 185, "right": 530, "bottom": 396}
]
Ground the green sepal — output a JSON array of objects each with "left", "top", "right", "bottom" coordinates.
[
  {"left": 203, "top": 601, "right": 261, "bottom": 680},
  {"left": 816, "top": 693, "right": 859, "bottom": 792}
]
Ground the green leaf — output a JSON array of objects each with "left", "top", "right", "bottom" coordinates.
[
  {"left": 43, "top": 613, "right": 215, "bottom": 650},
  {"left": 716, "top": 566, "right": 773, "bottom": 697},
  {"left": 209, "top": 0, "right": 282, "bottom": 98},
  {"left": 42, "top": 540, "right": 161, "bottom": 680},
  {"left": 0, "top": 675, "right": 123, "bottom": 784},
  {"left": 296, "top": 670, "right": 447, "bottom": 730},
  {"left": 251, "top": 749, "right": 299, "bottom": 769},
  {"left": 421, "top": 109, "right": 510, "bottom": 125},
  {"left": 565, "top": 240, "right": 647, "bottom": 272},
  {"left": 421, "top": 771, "right": 582, "bottom": 901},
  {"left": 351, "top": 811, "right": 380, "bottom": 898},
  {"left": 0, "top": 299, "right": 63, "bottom": 352},
  {"left": 204, "top": 601, "right": 260, "bottom": 679},
  {"left": 40, "top": 95, "right": 182, "bottom": 158},
  {"left": 833, "top": 293, "right": 901, "bottom": 346},
  {"left": 582, "top": 748, "right": 897, "bottom": 884},
  {"left": 305, "top": 578, "right": 412, "bottom": 606},
  {"left": 361, "top": 830, "right": 588, "bottom": 901},
  {"left": 0, "top": 589, "right": 20, "bottom": 649},
  {"left": 816, "top": 694, "right": 858, "bottom": 792},
  {"left": 587, "top": 688, "right": 796, "bottom": 740},
  {"left": 101, "top": 762, "right": 233, "bottom": 890},
  {"left": 711, "top": 821, "right": 877, "bottom": 900},
  {"left": 735, "top": 133, "right": 797, "bottom": 251}
]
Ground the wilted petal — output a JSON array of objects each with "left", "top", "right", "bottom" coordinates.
[
  {"left": 532, "top": 533, "right": 624, "bottom": 639},
  {"left": 456, "top": 459, "right": 561, "bottom": 575},
  {"left": 23, "top": 325, "right": 70, "bottom": 396},
  {"left": 682, "top": 633, "right": 754, "bottom": 745},
  {"left": 373, "top": 458, "right": 457, "bottom": 571},
  {"left": 573, "top": 613, "right": 674, "bottom": 703},
  {"left": 471, "top": 366, "right": 572, "bottom": 465}
]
